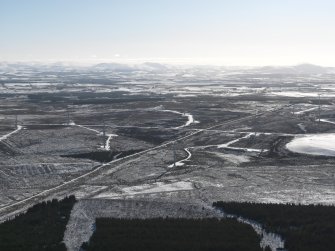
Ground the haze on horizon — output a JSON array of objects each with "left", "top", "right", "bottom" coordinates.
[{"left": 1, "top": 0, "right": 335, "bottom": 66}]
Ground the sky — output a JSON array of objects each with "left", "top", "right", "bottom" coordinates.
[{"left": 1, "top": 0, "right": 335, "bottom": 66}]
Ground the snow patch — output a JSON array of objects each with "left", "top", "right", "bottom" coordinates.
[
  {"left": 157, "top": 108, "right": 199, "bottom": 128},
  {"left": 286, "top": 133, "right": 335, "bottom": 156},
  {"left": 168, "top": 148, "right": 192, "bottom": 168},
  {"left": 320, "top": 118, "right": 335, "bottom": 125},
  {"left": 176, "top": 113, "right": 199, "bottom": 128},
  {"left": 216, "top": 133, "right": 265, "bottom": 153},
  {"left": 94, "top": 181, "right": 194, "bottom": 199},
  {"left": 213, "top": 152, "right": 250, "bottom": 164},
  {"left": 104, "top": 134, "right": 118, "bottom": 150},
  {"left": 76, "top": 124, "right": 100, "bottom": 134},
  {"left": 271, "top": 91, "right": 335, "bottom": 98},
  {"left": 0, "top": 125, "right": 23, "bottom": 141},
  {"left": 295, "top": 107, "right": 318, "bottom": 115},
  {"left": 218, "top": 133, "right": 254, "bottom": 148}
]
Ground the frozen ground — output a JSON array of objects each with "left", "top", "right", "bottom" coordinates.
[{"left": 1, "top": 65, "right": 335, "bottom": 250}]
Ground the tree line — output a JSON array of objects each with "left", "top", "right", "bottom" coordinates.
[
  {"left": 213, "top": 201, "right": 335, "bottom": 251},
  {"left": 0, "top": 196, "right": 76, "bottom": 251},
  {"left": 81, "top": 217, "right": 263, "bottom": 251}
]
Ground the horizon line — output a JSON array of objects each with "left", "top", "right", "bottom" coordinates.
[{"left": 1, "top": 59, "right": 334, "bottom": 68}]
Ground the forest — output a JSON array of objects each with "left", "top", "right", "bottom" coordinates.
[
  {"left": 213, "top": 201, "right": 335, "bottom": 251},
  {"left": 81, "top": 217, "right": 263, "bottom": 251},
  {"left": 0, "top": 196, "right": 76, "bottom": 251},
  {"left": 62, "top": 150, "right": 141, "bottom": 162}
]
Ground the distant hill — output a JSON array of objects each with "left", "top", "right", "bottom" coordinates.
[
  {"left": 252, "top": 64, "right": 335, "bottom": 75},
  {"left": 93, "top": 63, "right": 135, "bottom": 72},
  {"left": 93, "top": 62, "right": 170, "bottom": 72},
  {"left": 0, "top": 62, "right": 335, "bottom": 75}
]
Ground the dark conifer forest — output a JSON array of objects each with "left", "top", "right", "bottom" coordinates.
[
  {"left": 81, "top": 218, "right": 263, "bottom": 251},
  {"left": 213, "top": 201, "right": 335, "bottom": 251},
  {"left": 0, "top": 196, "right": 76, "bottom": 251}
]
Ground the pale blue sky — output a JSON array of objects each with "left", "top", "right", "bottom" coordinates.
[{"left": 1, "top": 0, "right": 335, "bottom": 65}]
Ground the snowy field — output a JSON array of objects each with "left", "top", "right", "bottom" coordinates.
[
  {"left": 286, "top": 133, "right": 335, "bottom": 156},
  {"left": 1, "top": 64, "right": 335, "bottom": 250}
]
